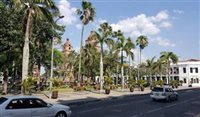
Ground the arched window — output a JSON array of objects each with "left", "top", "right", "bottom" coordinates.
[{"left": 196, "top": 78, "right": 199, "bottom": 83}]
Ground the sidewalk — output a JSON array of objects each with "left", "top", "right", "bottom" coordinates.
[{"left": 33, "top": 86, "right": 197, "bottom": 106}]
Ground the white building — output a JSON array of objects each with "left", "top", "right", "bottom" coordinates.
[{"left": 171, "top": 59, "right": 200, "bottom": 87}]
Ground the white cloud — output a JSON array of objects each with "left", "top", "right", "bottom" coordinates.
[
  {"left": 111, "top": 10, "right": 172, "bottom": 38},
  {"left": 159, "top": 21, "right": 172, "bottom": 28},
  {"left": 155, "top": 10, "right": 169, "bottom": 22},
  {"left": 57, "top": 0, "right": 77, "bottom": 26},
  {"left": 98, "top": 19, "right": 107, "bottom": 24},
  {"left": 150, "top": 37, "right": 175, "bottom": 47},
  {"left": 132, "top": 49, "right": 147, "bottom": 65},
  {"left": 75, "top": 24, "right": 82, "bottom": 30},
  {"left": 173, "top": 9, "right": 184, "bottom": 14},
  {"left": 91, "top": 18, "right": 108, "bottom": 30}
]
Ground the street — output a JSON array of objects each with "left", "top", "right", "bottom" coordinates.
[{"left": 70, "top": 88, "right": 200, "bottom": 117}]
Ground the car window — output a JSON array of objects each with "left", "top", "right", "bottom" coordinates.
[
  {"left": 165, "top": 88, "right": 170, "bottom": 92},
  {"left": 28, "top": 99, "right": 48, "bottom": 108},
  {"left": 152, "top": 87, "right": 163, "bottom": 92},
  {"left": 6, "top": 99, "right": 27, "bottom": 109},
  {"left": 0, "top": 97, "right": 8, "bottom": 105}
]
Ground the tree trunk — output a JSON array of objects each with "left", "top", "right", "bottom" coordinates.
[
  {"left": 78, "top": 25, "right": 84, "bottom": 83},
  {"left": 137, "top": 48, "right": 141, "bottom": 81},
  {"left": 100, "top": 43, "right": 104, "bottom": 93},
  {"left": 22, "top": 9, "right": 32, "bottom": 82},
  {"left": 121, "top": 48, "right": 124, "bottom": 91},
  {"left": 2, "top": 69, "right": 8, "bottom": 94}
]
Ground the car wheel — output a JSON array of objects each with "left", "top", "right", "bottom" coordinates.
[
  {"left": 55, "top": 111, "right": 67, "bottom": 117},
  {"left": 175, "top": 95, "right": 178, "bottom": 101},
  {"left": 152, "top": 98, "right": 156, "bottom": 101},
  {"left": 166, "top": 96, "right": 171, "bottom": 102}
]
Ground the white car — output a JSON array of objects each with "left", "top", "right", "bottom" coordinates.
[
  {"left": 0, "top": 96, "right": 71, "bottom": 117},
  {"left": 150, "top": 86, "right": 178, "bottom": 101}
]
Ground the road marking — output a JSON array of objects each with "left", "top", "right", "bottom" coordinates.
[
  {"left": 135, "top": 99, "right": 151, "bottom": 103},
  {"left": 77, "top": 107, "right": 102, "bottom": 114},
  {"left": 184, "top": 90, "right": 193, "bottom": 92},
  {"left": 130, "top": 114, "right": 139, "bottom": 117},
  {"left": 165, "top": 103, "right": 177, "bottom": 108},
  {"left": 146, "top": 107, "right": 162, "bottom": 113},
  {"left": 113, "top": 99, "right": 150, "bottom": 107}
]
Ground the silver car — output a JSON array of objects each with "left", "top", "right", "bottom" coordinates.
[
  {"left": 0, "top": 96, "right": 71, "bottom": 117},
  {"left": 150, "top": 86, "right": 178, "bottom": 101}
]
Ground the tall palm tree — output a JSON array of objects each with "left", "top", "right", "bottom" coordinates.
[
  {"left": 94, "top": 22, "right": 113, "bottom": 92},
  {"left": 146, "top": 57, "right": 156, "bottom": 85},
  {"left": 153, "top": 58, "right": 166, "bottom": 82},
  {"left": 160, "top": 51, "right": 178, "bottom": 84},
  {"left": 114, "top": 30, "right": 135, "bottom": 91},
  {"left": 11, "top": 0, "right": 58, "bottom": 82},
  {"left": 136, "top": 35, "right": 148, "bottom": 80},
  {"left": 82, "top": 43, "right": 97, "bottom": 79},
  {"left": 77, "top": 0, "right": 96, "bottom": 82}
]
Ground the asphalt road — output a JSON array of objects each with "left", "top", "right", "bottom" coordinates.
[{"left": 70, "top": 88, "right": 200, "bottom": 117}]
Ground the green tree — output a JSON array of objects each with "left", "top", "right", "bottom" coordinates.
[
  {"left": 82, "top": 43, "right": 98, "bottom": 80},
  {"left": 146, "top": 57, "right": 156, "bottom": 85},
  {"left": 94, "top": 22, "right": 113, "bottom": 92},
  {"left": 77, "top": 0, "right": 96, "bottom": 82},
  {"left": 10, "top": 0, "right": 59, "bottom": 82},
  {"left": 160, "top": 51, "right": 178, "bottom": 84},
  {"left": 114, "top": 30, "right": 135, "bottom": 91},
  {"left": 136, "top": 35, "right": 148, "bottom": 80}
]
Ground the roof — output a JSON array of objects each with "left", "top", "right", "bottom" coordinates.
[
  {"left": 4, "top": 95, "right": 37, "bottom": 100},
  {"left": 178, "top": 59, "right": 200, "bottom": 63}
]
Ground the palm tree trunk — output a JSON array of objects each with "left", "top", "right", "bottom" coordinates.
[
  {"left": 129, "top": 55, "right": 131, "bottom": 79},
  {"left": 121, "top": 48, "right": 124, "bottom": 91},
  {"left": 150, "top": 70, "right": 152, "bottom": 85},
  {"left": 22, "top": 9, "right": 31, "bottom": 82},
  {"left": 3, "top": 69, "right": 8, "bottom": 94},
  {"left": 137, "top": 48, "right": 141, "bottom": 80},
  {"left": 168, "top": 60, "right": 170, "bottom": 84},
  {"left": 78, "top": 25, "right": 84, "bottom": 83},
  {"left": 100, "top": 43, "right": 104, "bottom": 92}
]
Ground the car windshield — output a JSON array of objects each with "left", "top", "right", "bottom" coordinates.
[
  {"left": 152, "top": 87, "right": 163, "bottom": 92},
  {"left": 0, "top": 97, "right": 8, "bottom": 105}
]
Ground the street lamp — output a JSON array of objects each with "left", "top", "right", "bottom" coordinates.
[{"left": 50, "top": 15, "right": 64, "bottom": 97}]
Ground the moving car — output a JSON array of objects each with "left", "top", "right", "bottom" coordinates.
[
  {"left": 0, "top": 96, "right": 71, "bottom": 117},
  {"left": 150, "top": 86, "right": 178, "bottom": 101}
]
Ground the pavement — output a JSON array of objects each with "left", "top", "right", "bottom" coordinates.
[{"left": 32, "top": 86, "right": 196, "bottom": 106}]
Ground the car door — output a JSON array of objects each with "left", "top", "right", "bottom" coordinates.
[
  {"left": 3, "top": 99, "right": 31, "bottom": 117},
  {"left": 169, "top": 88, "right": 176, "bottom": 99},
  {"left": 29, "top": 98, "right": 54, "bottom": 117}
]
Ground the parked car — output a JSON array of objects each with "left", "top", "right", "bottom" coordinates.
[
  {"left": 150, "top": 86, "right": 178, "bottom": 102},
  {"left": 0, "top": 96, "right": 71, "bottom": 117}
]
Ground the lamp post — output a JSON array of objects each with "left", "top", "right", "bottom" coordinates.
[{"left": 50, "top": 15, "right": 64, "bottom": 97}]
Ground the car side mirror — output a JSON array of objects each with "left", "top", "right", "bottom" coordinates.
[{"left": 47, "top": 103, "right": 52, "bottom": 108}]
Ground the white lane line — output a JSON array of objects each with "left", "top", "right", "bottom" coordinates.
[
  {"left": 165, "top": 103, "right": 177, "bottom": 108},
  {"left": 113, "top": 99, "right": 150, "bottom": 107},
  {"left": 146, "top": 107, "right": 162, "bottom": 113},
  {"left": 135, "top": 99, "right": 151, "bottom": 103},
  {"left": 77, "top": 107, "right": 102, "bottom": 114},
  {"left": 129, "top": 114, "right": 139, "bottom": 117},
  {"left": 113, "top": 103, "right": 130, "bottom": 107}
]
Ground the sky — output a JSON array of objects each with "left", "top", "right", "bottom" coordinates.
[{"left": 53, "top": 0, "right": 200, "bottom": 64}]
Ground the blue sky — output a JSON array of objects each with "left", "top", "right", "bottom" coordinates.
[{"left": 54, "top": 0, "right": 200, "bottom": 63}]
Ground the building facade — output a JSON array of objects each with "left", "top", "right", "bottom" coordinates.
[{"left": 171, "top": 59, "right": 200, "bottom": 87}]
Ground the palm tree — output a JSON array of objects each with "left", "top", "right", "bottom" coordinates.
[
  {"left": 82, "top": 43, "right": 97, "bottom": 80},
  {"left": 94, "top": 22, "right": 113, "bottom": 92},
  {"left": 146, "top": 57, "right": 156, "bottom": 85},
  {"left": 136, "top": 35, "right": 148, "bottom": 80},
  {"left": 77, "top": 0, "right": 96, "bottom": 82},
  {"left": 153, "top": 58, "right": 167, "bottom": 82},
  {"left": 160, "top": 51, "right": 178, "bottom": 84},
  {"left": 11, "top": 0, "right": 58, "bottom": 82},
  {"left": 114, "top": 30, "right": 135, "bottom": 91}
]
